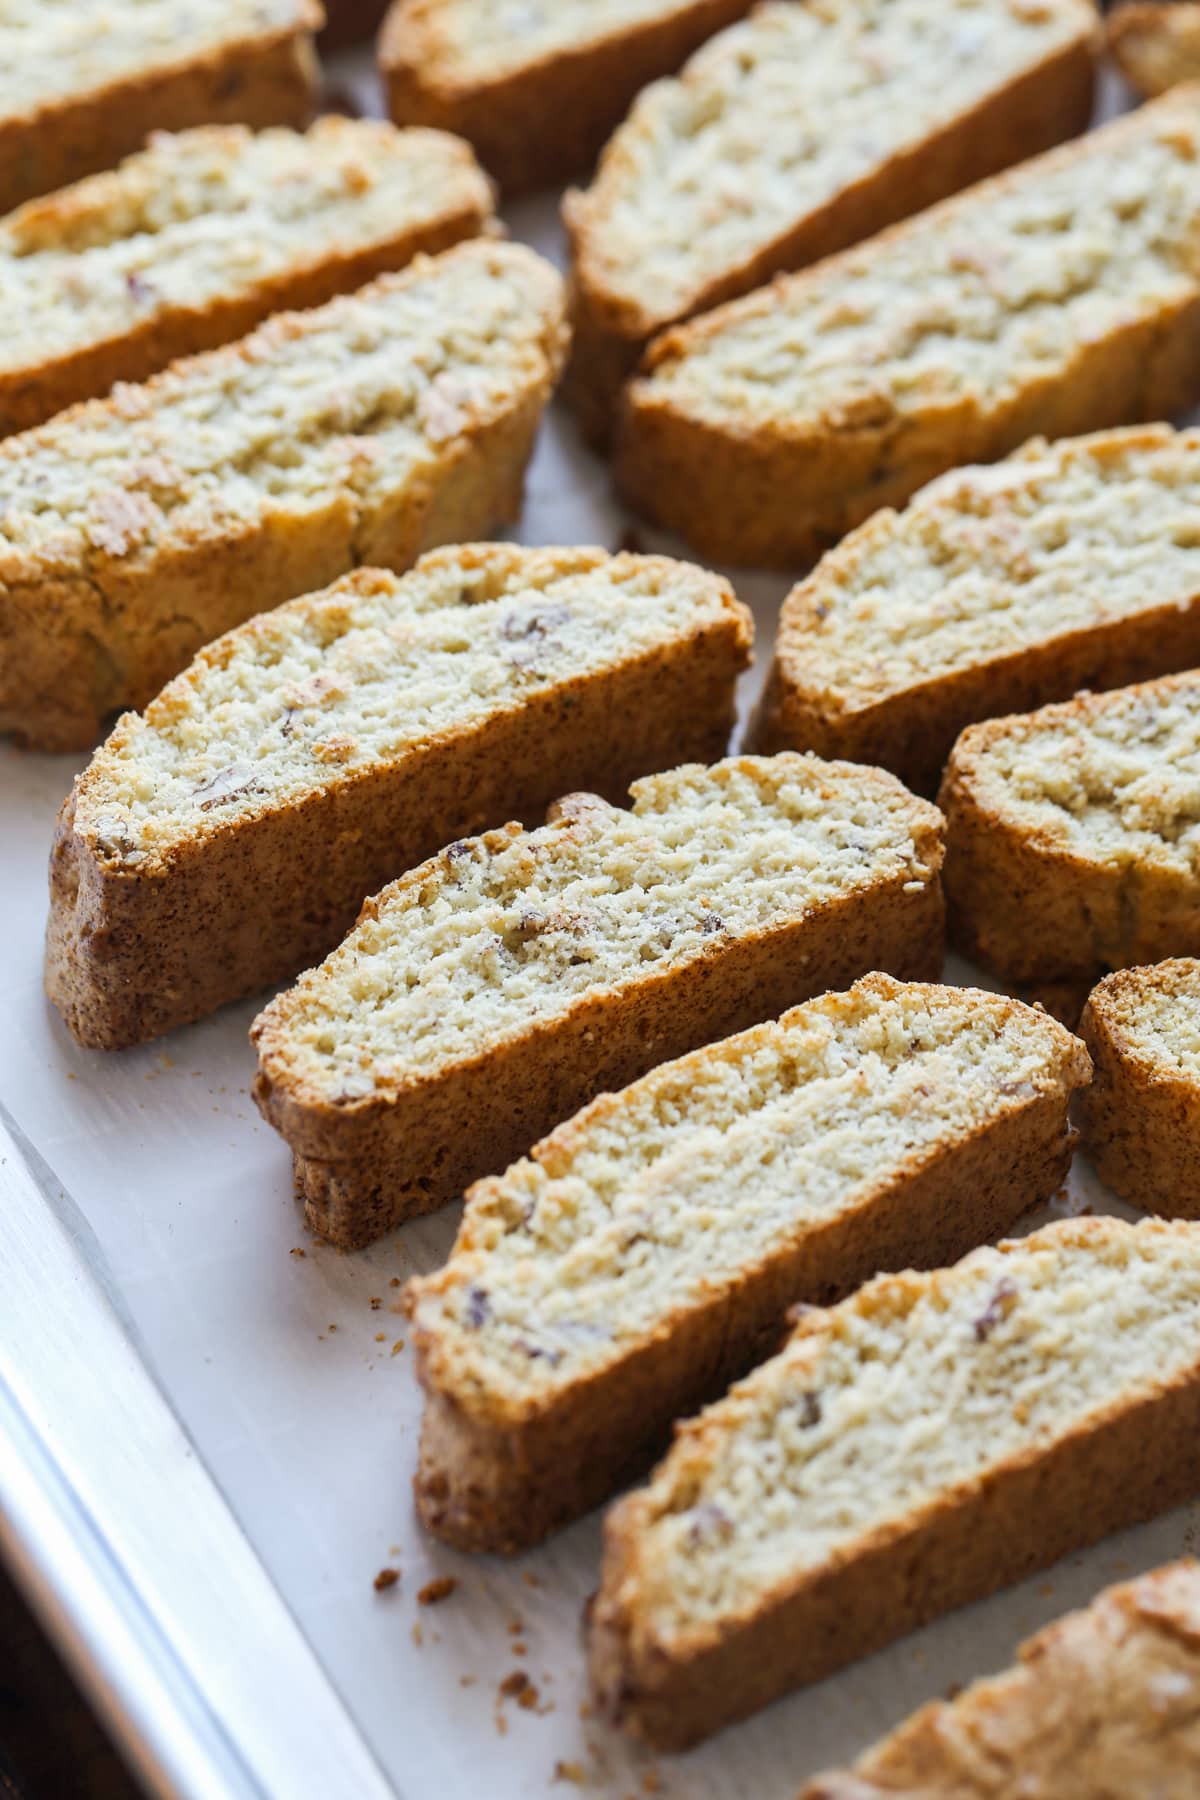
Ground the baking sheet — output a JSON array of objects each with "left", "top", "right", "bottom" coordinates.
[{"left": 4, "top": 58, "right": 1200, "bottom": 1800}]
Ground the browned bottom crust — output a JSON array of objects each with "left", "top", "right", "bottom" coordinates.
[
  {"left": 1079, "top": 989, "right": 1200, "bottom": 1219},
  {"left": 413, "top": 1089, "right": 1081, "bottom": 1553},
  {"left": 272, "top": 877, "right": 945, "bottom": 1248},
  {"left": 589, "top": 1369, "right": 1200, "bottom": 1751}
]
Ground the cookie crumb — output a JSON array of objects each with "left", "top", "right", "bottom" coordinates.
[
  {"left": 369, "top": 1296, "right": 382, "bottom": 1310},
  {"left": 391, "top": 1338, "right": 405, "bottom": 1356},
  {"left": 554, "top": 1763, "right": 586, "bottom": 1785},
  {"left": 289, "top": 1246, "right": 306, "bottom": 1258},
  {"left": 500, "top": 1670, "right": 531, "bottom": 1699},
  {"left": 389, "top": 1276, "right": 402, "bottom": 1288},
  {"left": 373, "top": 1567, "right": 400, "bottom": 1593},
  {"left": 418, "top": 1576, "right": 458, "bottom": 1606}
]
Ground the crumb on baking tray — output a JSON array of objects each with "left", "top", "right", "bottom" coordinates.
[
  {"left": 373, "top": 1567, "right": 400, "bottom": 1593},
  {"left": 417, "top": 1576, "right": 458, "bottom": 1606}
]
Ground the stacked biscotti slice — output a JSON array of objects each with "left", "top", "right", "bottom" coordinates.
[
  {"left": 940, "top": 669, "right": 1200, "bottom": 987},
  {"left": 753, "top": 425, "right": 1200, "bottom": 795},
  {"left": 251, "top": 753, "right": 945, "bottom": 1248},
  {"left": 0, "top": 1, "right": 321, "bottom": 215},
  {"left": 1079, "top": 961, "right": 1200, "bottom": 1219},
  {"left": 801, "top": 1559, "right": 1200, "bottom": 1799},
  {"left": 380, "top": 0, "right": 754, "bottom": 193},
  {"left": 616, "top": 88, "right": 1200, "bottom": 567},
  {"left": 1109, "top": 2, "right": 1200, "bottom": 94},
  {"left": 45, "top": 545, "right": 752, "bottom": 1049},
  {"left": 564, "top": 0, "right": 1096, "bottom": 442},
  {"left": 0, "top": 118, "right": 495, "bottom": 436},
  {"left": 408, "top": 973, "right": 1089, "bottom": 1553},
  {"left": 589, "top": 1216, "right": 1200, "bottom": 1749},
  {"left": 0, "top": 239, "right": 566, "bottom": 752}
]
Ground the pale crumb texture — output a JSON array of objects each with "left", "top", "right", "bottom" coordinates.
[
  {"left": 604, "top": 1219, "right": 1200, "bottom": 1639},
  {"left": 0, "top": 238, "right": 562, "bottom": 576},
  {"left": 801, "top": 1560, "right": 1200, "bottom": 1799},
  {"left": 0, "top": 118, "right": 492, "bottom": 378},
  {"left": 410, "top": 974, "right": 1087, "bottom": 1415},
  {"left": 775, "top": 423, "right": 1200, "bottom": 706},
  {"left": 1087, "top": 960, "right": 1200, "bottom": 1082},
  {"left": 949, "top": 671, "right": 1200, "bottom": 882},
  {"left": 571, "top": 0, "right": 1093, "bottom": 334},
  {"left": 0, "top": 0, "right": 312, "bottom": 118},
  {"left": 634, "top": 91, "right": 1200, "bottom": 434},
  {"left": 73, "top": 547, "right": 744, "bottom": 871},
  {"left": 257, "top": 754, "right": 941, "bottom": 1103},
  {"left": 1109, "top": 2, "right": 1200, "bottom": 96},
  {"left": 386, "top": 0, "right": 723, "bottom": 84}
]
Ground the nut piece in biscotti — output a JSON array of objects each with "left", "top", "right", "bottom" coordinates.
[
  {"left": 45, "top": 546, "right": 753, "bottom": 1051},
  {"left": 0, "top": 118, "right": 496, "bottom": 439},
  {"left": 379, "top": 0, "right": 754, "bottom": 193},
  {"left": 251, "top": 753, "right": 945, "bottom": 1250},
  {"left": 616, "top": 88, "right": 1200, "bottom": 570},
  {"left": 589, "top": 1216, "right": 1200, "bottom": 1751},
  {"left": 1109, "top": 2, "right": 1200, "bottom": 95},
  {"left": 940, "top": 669, "right": 1200, "bottom": 987},
  {"left": 0, "top": 239, "right": 567, "bottom": 754},
  {"left": 408, "top": 973, "right": 1089, "bottom": 1554},
  {"left": 563, "top": 0, "right": 1096, "bottom": 445},
  {"left": 752, "top": 424, "right": 1200, "bottom": 797},
  {"left": 1078, "top": 960, "right": 1200, "bottom": 1220},
  {"left": 800, "top": 1559, "right": 1200, "bottom": 1800},
  {"left": 0, "top": 1, "right": 321, "bottom": 216}
]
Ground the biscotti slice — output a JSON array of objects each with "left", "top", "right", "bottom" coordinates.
[
  {"left": 752, "top": 425, "right": 1200, "bottom": 795},
  {"left": 564, "top": 0, "right": 1096, "bottom": 445},
  {"left": 0, "top": 118, "right": 495, "bottom": 439},
  {"left": 940, "top": 670, "right": 1200, "bottom": 986},
  {"left": 1077, "top": 961, "right": 1200, "bottom": 1220},
  {"left": 800, "top": 1559, "right": 1200, "bottom": 1800},
  {"left": 45, "top": 546, "right": 752, "bottom": 1051},
  {"left": 0, "top": 239, "right": 566, "bottom": 754},
  {"left": 0, "top": 2, "right": 320, "bottom": 216},
  {"left": 251, "top": 753, "right": 944, "bottom": 1249},
  {"left": 616, "top": 88, "right": 1200, "bottom": 569},
  {"left": 1110, "top": 2, "right": 1200, "bottom": 95},
  {"left": 380, "top": 0, "right": 757, "bottom": 194},
  {"left": 409, "top": 973, "right": 1088, "bottom": 1554},
  {"left": 589, "top": 1215, "right": 1200, "bottom": 1750}
]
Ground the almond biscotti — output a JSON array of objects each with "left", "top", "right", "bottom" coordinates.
[
  {"left": 753, "top": 425, "right": 1200, "bottom": 795},
  {"left": 0, "top": 2, "right": 320, "bottom": 216},
  {"left": 409, "top": 974, "right": 1088, "bottom": 1554},
  {"left": 801, "top": 1559, "right": 1200, "bottom": 1800},
  {"left": 251, "top": 753, "right": 945, "bottom": 1249},
  {"left": 564, "top": 0, "right": 1097, "bottom": 444},
  {"left": 616, "top": 88, "right": 1200, "bottom": 569},
  {"left": 1078, "top": 961, "right": 1200, "bottom": 1220},
  {"left": 380, "top": 0, "right": 753, "bottom": 193},
  {"left": 1110, "top": 2, "right": 1200, "bottom": 95},
  {"left": 0, "top": 119, "right": 495, "bottom": 439},
  {"left": 940, "top": 670, "right": 1200, "bottom": 986},
  {"left": 0, "top": 240, "right": 566, "bottom": 754},
  {"left": 45, "top": 546, "right": 752, "bottom": 1050},
  {"left": 589, "top": 1216, "right": 1200, "bottom": 1750}
]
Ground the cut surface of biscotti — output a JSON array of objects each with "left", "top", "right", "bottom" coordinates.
[
  {"left": 1078, "top": 960, "right": 1200, "bottom": 1220},
  {"left": 564, "top": 0, "right": 1096, "bottom": 442},
  {"left": 0, "top": 238, "right": 566, "bottom": 753},
  {"left": 45, "top": 545, "right": 752, "bottom": 1049},
  {"left": 381, "top": 0, "right": 753, "bottom": 192},
  {"left": 940, "top": 669, "right": 1200, "bottom": 986},
  {"left": 1109, "top": 1, "right": 1200, "bottom": 95},
  {"left": 0, "top": 1, "right": 321, "bottom": 215},
  {"left": 251, "top": 753, "right": 945, "bottom": 1249},
  {"left": 616, "top": 87, "right": 1200, "bottom": 568},
  {"left": 589, "top": 1216, "right": 1200, "bottom": 1750},
  {"left": 801, "top": 1559, "right": 1200, "bottom": 1800},
  {"left": 0, "top": 118, "right": 495, "bottom": 437},
  {"left": 409, "top": 973, "right": 1089, "bottom": 1553},
  {"left": 753, "top": 425, "right": 1200, "bottom": 795}
]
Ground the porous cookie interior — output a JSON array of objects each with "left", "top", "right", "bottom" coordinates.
[{"left": 1095, "top": 962, "right": 1200, "bottom": 1078}]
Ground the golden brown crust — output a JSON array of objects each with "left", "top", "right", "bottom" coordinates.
[
  {"left": 44, "top": 552, "right": 752, "bottom": 1050},
  {"left": 1078, "top": 962, "right": 1200, "bottom": 1219},
  {"left": 0, "top": 5, "right": 322, "bottom": 216},
  {"left": 563, "top": 12, "right": 1096, "bottom": 446},
  {"left": 1109, "top": 1, "right": 1200, "bottom": 96},
  {"left": 411, "top": 1043, "right": 1088, "bottom": 1554},
  {"left": 379, "top": 0, "right": 753, "bottom": 193},
  {"left": 800, "top": 1560, "right": 1200, "bottom": 1798}
]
